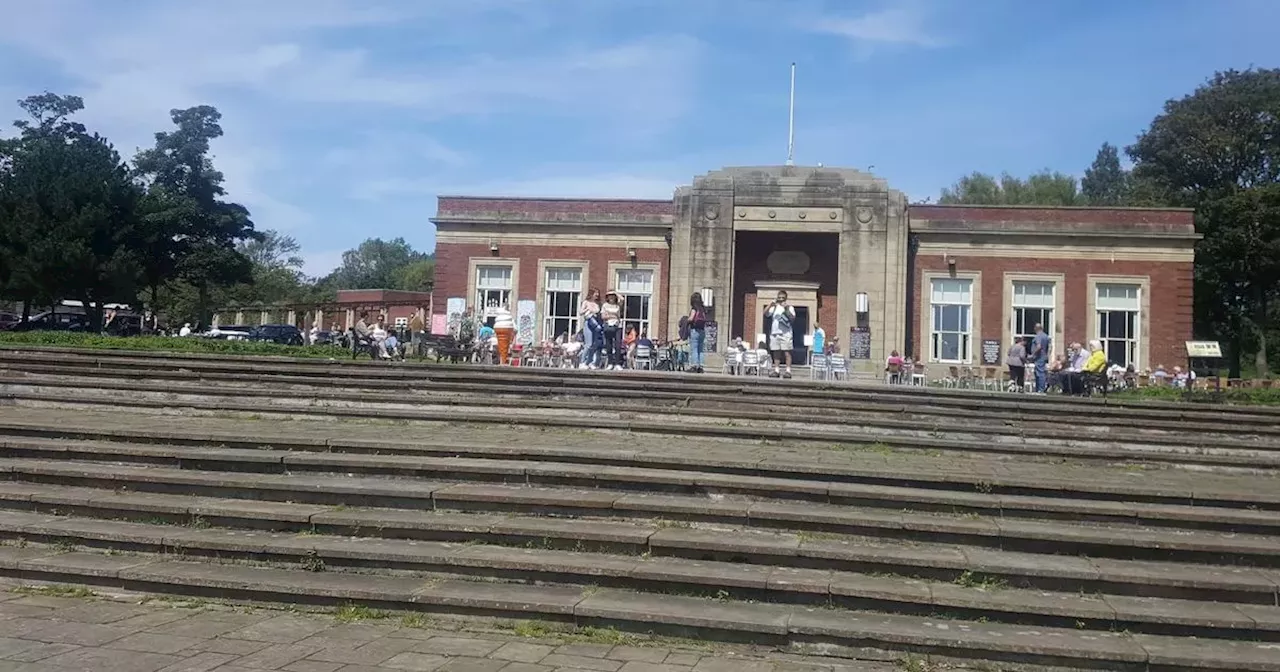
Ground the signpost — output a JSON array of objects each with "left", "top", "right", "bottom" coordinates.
[{"left": 1184, "top": 340, "right": 1223, "bottom": 398}]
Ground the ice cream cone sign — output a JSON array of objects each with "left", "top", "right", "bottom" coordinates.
[{"left": 493, "top": 306, "right": 516, "bottom": 365}]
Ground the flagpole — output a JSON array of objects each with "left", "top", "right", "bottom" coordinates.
[{"left": 785, "top": 62, "right": 796, "bottom": 166}]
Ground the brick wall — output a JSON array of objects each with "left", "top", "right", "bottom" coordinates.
[
  {"left": 434, "top": 242, "right": 669, "bottom": 336},
  {"left": 911, "top": 255, "right": 1193, "bottom": 370}
]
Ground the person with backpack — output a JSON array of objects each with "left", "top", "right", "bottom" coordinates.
[
  {"left": 687, "top": 292, "right": 708, "bottom": 373},
  {"left": 766, "top": 290, "right": 796, "bottom": 378}
]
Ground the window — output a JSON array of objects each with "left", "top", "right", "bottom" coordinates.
[
  {"left": 930, "top": 278, "right": 972, "bottom": 363},
  {"left": 1096, "top": 283, "right": 1140, "bottom": 368},
  {"left": 1012, "top": 281, "right": 1054, "bottom": 346},
  {"left": 394, "top": 317, "right": 409, "bottom": 330},
  {"left": 475, "top": 265, "right": 512, "bottom": 317},
  {"left": 543, "top": 267, "right": 582, "bottom": 339},
  {"left": 616, "top": 268, "right": 654, "bottom": 337}
]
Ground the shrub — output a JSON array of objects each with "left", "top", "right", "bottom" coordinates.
[
  {"left": 0, "top": 331, "right": 350, "bottom": 359},
  {"left": 1113, "top": 384, "right": 1280, "bottom": 406}
]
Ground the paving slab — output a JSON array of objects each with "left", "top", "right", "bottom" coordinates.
[
  {"left": 575, "top": 590, "right": 791, "bottom": 635},
  {"left": 1133, "top": 633, "right": 1280, "bottom": 671}
]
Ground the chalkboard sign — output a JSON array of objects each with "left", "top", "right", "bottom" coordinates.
[
  {"left": 981, "top": 339, "right": 1001, "bottom": 365},
  {"left": 704, "top": 321, "right": 719, "bottom": 353},
  {"left": 849, "top": 326, "right": 872, "bottom": 360}
]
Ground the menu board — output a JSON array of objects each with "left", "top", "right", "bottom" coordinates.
[
  {"left": 849, "top": 327, "right": 872, "bottom": 360},
  {"left": 704, "top": 321, "right": 719, "bottom": 352},
  {"left": 982, "top": 339, "right": 1001, "bottom": 365}
]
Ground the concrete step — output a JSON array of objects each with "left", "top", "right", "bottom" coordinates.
[
  {"left": 9, "top": 360, "right": 1280, "bottom": 443},
  {"left": 2, "top": 545, "right": 1279, "bottom": 671},
  {"left": 2, "top": 510, "right": 1278, "bottom": 641},
  {"left": 2, "top": 482, "right": 1277, "bottom": 606},
  {"left": 5, "top": 459, "right": 1280, "bottom": 567},
  {"left": 8, "top": 368, "right": 1280, "bottom": 454},
  {"left": 7, "top": 385, "right": 1280, "bottom": 471},
  {"left": 5, "top": 416, "right": 1279, "bottom": 510},
  {"left": 7, "top": 346, "right": 1279, "bottom": 425},
  {"left": 4, "top": 436, "right": 1279, "bottom": 533}
]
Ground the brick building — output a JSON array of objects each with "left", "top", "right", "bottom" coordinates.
[{"left": 432, "top": 165, "right": 1197, "bottom": 376}]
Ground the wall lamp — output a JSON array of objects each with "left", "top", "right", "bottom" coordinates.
[
  {"left": 489, "top": 240, "right": 499, "bottom": 255},
  {"left": 627, "top": 246, "right": 637, "bottom": 260}
]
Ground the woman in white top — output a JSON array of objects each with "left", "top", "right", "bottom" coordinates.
[
  {"left": 600, "top": 290, "right": 624, "bottom": 370},
  {"left": 579, "top": 288, "right": 602, "bottom": 369},
  {"left": 371, "top": 321, "right": 390, "bottom": 359}
]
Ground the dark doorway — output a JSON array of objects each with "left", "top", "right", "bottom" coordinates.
[{"left": 761, "top": 305, "right": 810, "bottom": 365}]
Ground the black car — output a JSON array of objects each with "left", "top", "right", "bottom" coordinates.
[
  {"left": 7, "top": 311, "right": 89, "bottom": 332},
  {"left": 249, "top": 324, "right": 304, "bottom": 346}
]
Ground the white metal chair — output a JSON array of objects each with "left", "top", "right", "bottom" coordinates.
[
  {"left": 741, "top": 351, "right": 764, "bottom": 376},
  {"left": 634, "top": 345, "right": 653, "bottom": 371},
  {"left": 722, "top": 351, "right": 740, "bottom": 375},
  {"left": 828, "top": 355, "right": 849, "bottom": 381},
  {"left": 810, "top": 353, "right": 829, "bottom": 380}
]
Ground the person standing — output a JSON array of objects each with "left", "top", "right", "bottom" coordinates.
[
  {"left": 687, "top": 293, "right": 708, "bottom": 374},
  {"left": 600, "top": 290, "right": 624, "bottom": 371},
  {"left": 1006, "top": 336, "right": 1027, "bottom": 391},
  {"left": 812, "top": 324, "right": 826, "bottom": 358},
  {"left": 1031, "top": 323, "right": 1051, "bottom": 393},
  {"left": 579, "top": 288, "right": 603, "bottom": 369},
  {"left": 766, "top": 291, "right": 796, "bottom": 378}
]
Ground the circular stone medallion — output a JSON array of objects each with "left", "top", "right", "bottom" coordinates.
[{"left": 856, "top": 207, "right": 874, "bottom": 223}]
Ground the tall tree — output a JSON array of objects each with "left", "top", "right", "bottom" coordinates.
[
  {"left": 1081, "top": 143, "right": 1131, "bottom": 206},
  {"left": 323, "top": 237, "right": 430, "bottom": 290},
  {"left": 227, "top": 230, "right": 309, "bottom": 306},
  {"left": 0, "top": 93, "right": 141, "bottom": 330},
  {"left": 134, "top": 106, "right": 257, "bottom": 326},
  {"left": 1128, "top": 68, "right": 1280, "bottom": 377},
  {"left": 939, "top": 170, "right": 1081, "bottom": 206}
]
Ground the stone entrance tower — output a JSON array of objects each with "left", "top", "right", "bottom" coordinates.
[{"left": 666, "top": 166, "right": 910, "bottom": 375}]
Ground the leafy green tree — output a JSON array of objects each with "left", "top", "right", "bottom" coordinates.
[
  {"left": 0, "top": 93, "right": 142, "bottom": 330},
  {"left": 323, "top": 237, "right": 430, "bottom": 290},
  {"left": 1081, "top": 142, "right": 1131, "bottom": 206},
  {"left": 394, "top": 258, "right": 435, "bottom": 292},
  {"left": 939, "top": 170, "right": 1081, "bottom": 206},
  {"left": 1127, "top": 68, "right": 1280, "bottom": 377},
  {"left": 225, "top": 230, "right": 310, "bottom": 307},
  {"left": 134, "top": 106, "right": 257, "bottom": 327}
]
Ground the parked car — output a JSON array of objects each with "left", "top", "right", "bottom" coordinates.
[
  {"left": 204, "top": 326, "right": 254, "bottom": 341},
  {"left": 249, "top": 324, "right": 304, "bottom": 346},
  {"left": 0, "top": 312, "right": 18, "bottom": 330},
  {"left": 7, "top": 311, "right": 89, "bottom": 332}
]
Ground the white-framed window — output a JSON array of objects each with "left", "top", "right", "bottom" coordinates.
[
  {"left": 616, "top": 268, "right": 654, "bottom": 337},
  {"left": 394, "top": 317, "right": 409, "bottom": 330},
  {"left": 475, "top": 265, "right": 513, "bottom": 317},
  {"left": 930, "top": 278, "right": 973, "bottom": 363},
  {"left": 543, "top": 267, "right": 582, "bottom": 339},
  {"left": 1012, "top": 281, "right": 1054, "bottom": 346},
  {"left": 1096, "top": 283, "right": 1140, "bottom": 368}
]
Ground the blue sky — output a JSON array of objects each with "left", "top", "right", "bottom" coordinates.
[{"left": 1, "top": 0, "right": 1277, "bottom": 276}]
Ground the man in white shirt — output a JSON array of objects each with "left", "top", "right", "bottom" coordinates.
[
  {"left": 178, "top": 323, "right": 192, "bottom": 337},
  {"left": 765, "top": 291, "right": 796, "bottom": 379}
]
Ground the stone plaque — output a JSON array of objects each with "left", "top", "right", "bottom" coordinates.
[
  {"left": 982, "top": 339, "right": 1001, "bottom": 365},
  {"left": 849, "top": 327, "right": 872, "bottom": 360},
  {"left": 766, "top": 251, "right": 811, "bottom": 275}
]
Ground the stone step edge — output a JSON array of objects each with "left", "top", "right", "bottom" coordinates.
[
  {"left": 3, "top": 420, "right": 1274, "bottom": 510},
  {"left": 13, "top": 362, "right": 1277, "bottom": 439},
  {"left": 6, "top": 484, "right": 1278, "bottom": 605},
  {"left": 7, "top": 373, "right": 1277, "bottom": 453},
  {"left": 2, "top": 545, "right": 1277, "bottom": 671},
  {"left": 3, "top": 510, "right": 1276, "bottom": 640},
  {"left": 5, "top": 437, "right": 1279, "bottom": 532},
  {"left": 6, "top": 476, "right": 1280, "bottom": 595},
  {"left": 9, "top": 344, "right": 1278, "bottom": 420},
  {"left": 5, "top": 390, "right": 1272, "bottom": 472}
]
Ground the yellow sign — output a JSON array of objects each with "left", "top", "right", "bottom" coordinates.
[{"left": 1185, "top": 341, "right": 1222, "bottom": 358}]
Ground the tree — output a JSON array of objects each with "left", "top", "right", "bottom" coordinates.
[
  {"left": 1081, "top": 142, "right": 1131, "bottom": 206},
  {"left": 939, "top": 170, "right": 1081, "bottom": 206},
  {"left": 0, "top": 93, "right": 141, "bottom": 330},
  {"left": 1127, "top": 68, "right": 1280, "bottom": 377},
  {"left": 394, "top": 258, "right": 435, "bottom": 292},
  {"left": 226, "top": 230, "right": 310, "bottom": 307},
  {"left": 134, "top": 106, "right": 257, "bottom": 326},
  {"left": 323, "top": 237, "right": 430, "bottom": 290}
]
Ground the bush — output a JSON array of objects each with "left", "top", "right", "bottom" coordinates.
[
  {"left": 0, "top": 331, "right": 351, "bottom": 359},
  {"left": 1113, "top": 384, "right": 1280, "bottom": 406}
]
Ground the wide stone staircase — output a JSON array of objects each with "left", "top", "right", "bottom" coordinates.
[{"left": 1, "top": 346, "right": 1279, "bottom": 671}]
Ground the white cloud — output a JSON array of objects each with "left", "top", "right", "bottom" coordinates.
[{"left": 807, "top": 3, "right": 946, "bottom": 56}]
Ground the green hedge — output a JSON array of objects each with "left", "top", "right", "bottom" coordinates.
[
  {"left": 0, "top": 331, "right": 350, "bottom": 359},
  {"left": 1112, "top": 384, "right": 1280, "bottom": 406}
]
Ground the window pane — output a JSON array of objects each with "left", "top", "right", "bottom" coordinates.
[
  {"left": 1013, "top": 281, "right": 1054, "bottom": 308},
  {"left": 940, "top": 333, "right": 959, "bottom": 361},
  {"left": 545, "top": 268, "right": 581, "bottom": 292},
  {"left": 616, "top": 269, "right": 653, "bottom": 294},
  {"left": 477, "top": 265, "right": 512, "bottom": 289}
]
